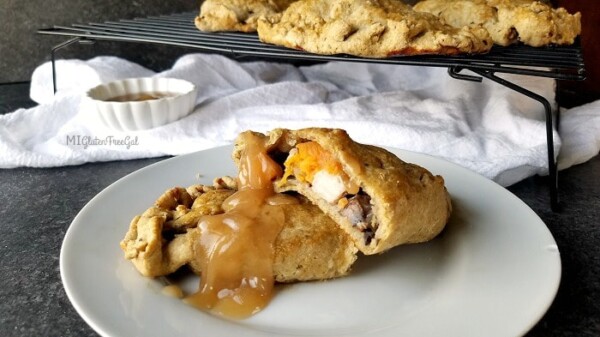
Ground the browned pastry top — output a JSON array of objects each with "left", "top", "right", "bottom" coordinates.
[
  {"left": 195, "top": 0, "right": 297, "bottom": 32},
  {"left": 414, "top": 0, "right": 581, "bottom": 46},
  {"left": 256, "top": 0, "right": 493, "bottom": 57}
]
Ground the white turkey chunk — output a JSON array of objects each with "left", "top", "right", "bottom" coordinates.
[{"left": 311, "top": 170, "right": 346, "bottom": 204}]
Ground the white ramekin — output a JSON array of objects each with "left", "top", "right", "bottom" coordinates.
[{"left": 85, "top": 77, "right": 197, "bottom": 131}]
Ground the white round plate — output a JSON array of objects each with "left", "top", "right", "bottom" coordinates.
[{"left": 60, "top": 146, "right": 561, "bottom": 337}]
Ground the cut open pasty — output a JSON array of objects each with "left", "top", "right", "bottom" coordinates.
[{"left": 232, "top": 128, "right": 452, "bottom": 255}]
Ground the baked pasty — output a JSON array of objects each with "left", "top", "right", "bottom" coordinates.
[
  {"left": 232, "top": 128, "right": 452, "bottom": 255},
  {"left": 413, "top": 0, "right": 581, "bottom": 46},
  {"left": 195, "top": 0, "right": 297, "bottom": 32},
  {"left": 256, "top": 0, "right": 492, "bottom": 57},
  {"left": 120, "top": 179, "right": 358, "bottom": 282}
]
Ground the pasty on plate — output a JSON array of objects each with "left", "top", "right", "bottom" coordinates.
[
  {"left": 232, "top": 128, "right": 452, "bottom": 255},
  {"left": 256, "top": 0, "right": 492, "bottom": 57},
  {"left": 195, "top": 0, "right": 297, "bottom": 32},
  {"left": 120, "top": 178, "right": 358, "bottom": 282},
  {"left": 413, "top": 0, "right": 581, "bottom": 46}
]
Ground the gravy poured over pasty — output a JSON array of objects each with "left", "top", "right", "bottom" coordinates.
[{"left": 120, "top": 179, "right": 358, "bottom": 283}]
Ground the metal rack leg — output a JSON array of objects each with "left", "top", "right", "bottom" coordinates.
[
  {"left": 50, "top": 37, "right": 94, "bottom": 94},
  {"left": 450, "top": 67, "right": 561, "bottom": 211}
]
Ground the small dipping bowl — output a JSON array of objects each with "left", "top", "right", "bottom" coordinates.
[{"left": 85, "top": 77, "right": 197, "bottom": 131}]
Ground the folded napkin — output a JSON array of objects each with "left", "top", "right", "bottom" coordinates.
[{"left": 1, "top": 54, "right": 599, "bottom": 187}]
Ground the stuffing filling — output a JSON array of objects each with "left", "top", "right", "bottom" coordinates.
[
  {"left": 338, "top": 193, "right": 375, "bottom": 245},
  {"left": 280, "top": 141, "right": 376, "bottom": 244}
]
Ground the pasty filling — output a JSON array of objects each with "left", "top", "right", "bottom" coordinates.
[{"left": 280, "top": 141, "right": 376, "bottom": 244}]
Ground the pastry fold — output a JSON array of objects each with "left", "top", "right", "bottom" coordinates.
[
  {"left": 233, "top": 128, "right": 452, "bottom": 255},
  {"left": 120, "top": 179, "right": 358, "bottom": 282}
]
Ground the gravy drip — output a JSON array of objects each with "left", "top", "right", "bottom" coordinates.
[
  {"left": 105, "top": 92, "right": 175, "bottom": 102},
  {"left": 184, "top": 133, "right": 285, "bottom": 318}
]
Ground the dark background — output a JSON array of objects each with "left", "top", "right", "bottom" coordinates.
[{"left": 0, "top": 0, "right": 198, "bottom": 84}]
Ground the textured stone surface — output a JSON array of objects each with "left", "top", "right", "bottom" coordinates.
[
  {"left": 509, "top": 162, "right": 600, "bottom": 337},
  {"left": 0, "top": 82, "right": 37, "bottom": 112},
  {"left": 0, "top": 0, "right": 198, "bottom": 83},
  {"left": 0, "top": 157, "right": 164, "bottom": 337},
  {"left": 0, "top": 83, "right": 599, "bottom": 336}
]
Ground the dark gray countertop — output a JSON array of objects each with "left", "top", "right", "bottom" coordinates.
[
  {"left": 0, "top": 84, "right": 599, "bottom": 337},
  {"left": 0, "top": 0, "right": 198, "bottom": 83}
]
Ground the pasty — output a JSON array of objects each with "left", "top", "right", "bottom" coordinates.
[
  {"left": 256, "top": 0, "right": 493, "bottom": 57},
  {"left": 120, "top": 178, "right": 358, "bottom": 282},
  {"left": 413, "top": 0, "right": 581, "bottom": 46},
  {"left": 195, "top": 0, "right": 297, "bottom": 32},
  {"left": 232, "top": 128, "right": 452, "bottom": 255}
]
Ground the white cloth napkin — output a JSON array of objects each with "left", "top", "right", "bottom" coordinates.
[{"left": 2, "top": 54, "right": 599, "bottom": 186}]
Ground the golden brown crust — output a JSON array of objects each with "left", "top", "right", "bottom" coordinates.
[
  {"left": 414, "top": 0, "right": 581, "bottom": 46},
  {"left": 256, "top": 0, "right": 492, "bottom": 58},
  {"left": 195, "top": 0, "right": 297, "bottom": 32},
  {"left": 271, "top": 197, "right": 358, "bottom": 282},
  {"left": 120, "top": 181, "right": 358, "bottom": 282},
  {"left": 232, "top": 128, "right": 452, "bottom": 255},
  {"left": 119, "top": 187, "right": 225, "bottom": 277}
]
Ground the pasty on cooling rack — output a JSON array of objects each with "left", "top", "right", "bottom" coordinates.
[
  {"left": 413, "top": 0, "right": 581, "bottom": 46},
  {"left": 120, "top": 178, "right": 358, "bottom": 282},
  {"left": 256, "top": 0, "right": 492, "bottom": 58},
  {"left": 195, "top": 0, "right": 297, "bottom": 32},
  {"left": 232, "top": 128, "right": 452, "bottom": 255}
]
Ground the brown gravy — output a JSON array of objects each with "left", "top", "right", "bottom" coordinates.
[
  {"left": 184, "top": 133, "right": 285, "bottom": 319},
  {"left": 105, "top": 92, "right": 175, "bottom": 102}
]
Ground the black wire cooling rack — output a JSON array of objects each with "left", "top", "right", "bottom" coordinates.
[{"left": 38, "top": 11, "right": 587, "bottom": 211}]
